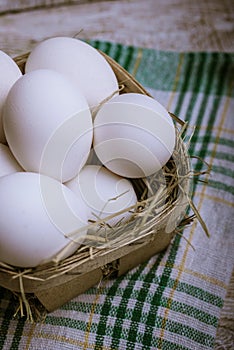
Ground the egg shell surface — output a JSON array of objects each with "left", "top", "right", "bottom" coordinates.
[
  {"left": 0, "top": 172, "right": 89, "bottom": 267},
  {"left": 0, "top": 143, "right": 23, "bottom": 178},
  {"left": 25, "top": 37, "right": 119, "bottom": 109},
  {"left": 3, "top": 69, "right": 93, "bottom": 182},
  {"left": 66, "top": 165, "right": 137, "bottom": 226},
  {"left": 0, "top": 50, "right": 22, "bottom": 143},
  {"left": 93, "top": 93, "right": 176, "bottom": 178}
]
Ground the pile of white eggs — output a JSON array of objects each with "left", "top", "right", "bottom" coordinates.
[{"left": 0, "top": 37, "right": 176, "bottom": 268}]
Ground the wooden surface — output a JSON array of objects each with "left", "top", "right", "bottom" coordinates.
[
  {"left": 0, "top": 0, "right": 233, "bottom": 347},
  {"left": 0, "top": 0, "right": 107, "bottom": 14},
  {"left": 0, "top": 0, "right": 233, "bottom": 58}
]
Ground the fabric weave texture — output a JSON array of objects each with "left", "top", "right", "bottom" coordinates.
[{"left": 0, "top": 41, "right": 233, "bottom": 350}]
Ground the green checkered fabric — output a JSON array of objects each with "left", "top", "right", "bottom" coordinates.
[{"left": 0, "top": 41, "right": 233, "bottom": 350}]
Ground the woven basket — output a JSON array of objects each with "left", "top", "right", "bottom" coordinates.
[{"left": 0, "top": 51, "right": 192, "bottom": 314}]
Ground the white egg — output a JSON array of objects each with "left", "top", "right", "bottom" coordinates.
[
  {"left": 3, "top": 69, "right": 93, "bottom": 182},
  {"left": 93, "top": 93, "right": 176, "bottom": 178},
  {"left": 0, "top": 143, "right": 23, "bottom": 177},
  {"left": 0, "top": 172, "right": 89, "bottom": 267},
  {"left": 25, "top": 37, "right": 119, "bottom": 109},
  {"left": 0, "top": 50, "right": 22, "bottom": 143},
  {"left": 66, "top": 165, "right": 137, "bottom": 226}
]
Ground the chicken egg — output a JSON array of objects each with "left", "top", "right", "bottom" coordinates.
[
  {"left": 93, "top": 93, "right": 176, "bottom": 178},
  {"left": 0, "top": 172, "right": 89, "bottom": 267},
  {"left": 3, "top": 69, "right": 93, "bottom": 182},
  {"left": 25, "top": 37, "right": 119, "bottom": 109},
  {"left": 66, "top": 165, "right": 137, "bottom": 226},
  {"left": 0, "top": 50, "right": 22, "bottom": 143}
]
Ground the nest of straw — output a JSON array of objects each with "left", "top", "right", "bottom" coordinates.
[{"left": 0, "top": 50, "right": 209, "bottom": 320}]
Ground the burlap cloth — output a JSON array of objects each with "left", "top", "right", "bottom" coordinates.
[{"left": 0, "top": 41, "right": 233, "bottom": 349}]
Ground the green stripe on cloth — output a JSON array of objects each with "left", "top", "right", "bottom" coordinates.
[
  {"left": 141, "top": 236, "right": 183, "bottom": 347},
  {"left": 0, "top": 41, "right": 233, "bottom": 350},
  {"left": 193, "top": 135, "right": 234, "bottom": 148},
  {"left": 8, "top": 319, "right": 26, "bottom": 350},
  {"left": 211, "top": 165, "right": 234, "bottom": 178},
  {"left": 160, "top": 297, "right": 218, "bottom": 326},
  {"left": 206, "top": 179, "right": 234, "bottom": 195},
  {"left": 175, "top": 52, "right": 204, "bottom": 117},
  {"left": 96, "top": 253, "right": 165, "bottom": 349},
  {"left": 206, "top": 150, "right": 234, "bottom": 162},
  {"left": 192, "top": 54, "right": 232, "bottom": 176}
]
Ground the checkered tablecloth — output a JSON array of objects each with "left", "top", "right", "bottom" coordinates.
[{"left": 0, "top": 41, "right": 233, "bottom": 350}]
